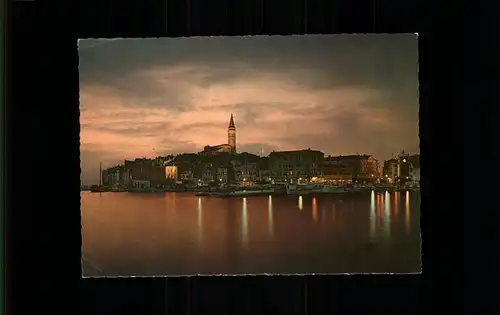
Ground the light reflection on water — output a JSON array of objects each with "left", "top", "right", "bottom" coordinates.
[
  {"left": 268, "top": 196, "right": 274, "bottom": 239},
  {"left": 82, "top": 191, "right": 420, "bottom": 276},
  {"left": 384, "top": 191, "right": 391, "bottom": 238},
  {"left": 197, "top": 197, "right": 203, "bottom": 248},
  {"left": 405, "top": 191, "right": 411, "bottom": 234},
  {"left": 394, "top": 192, "right": 400, "bottom": 218},
  {"left": 242, "top": 197, "right": 248, "bottom": 248},
  {"left": 369, "top": 190, "right": 376, "bottom": 240},
  {"left": 312, "top": 197, "right": 318, "bottom": 222}
]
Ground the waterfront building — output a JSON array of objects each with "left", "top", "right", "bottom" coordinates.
[
  {"left": 102, "top": 165, "right": 125, "bottom": 188},
  {"left": 257, "top": 157, "right": 271, "bottom": 182},
  {"left": 202, "top": 168, "right": 215, "bottom": 183},
  {"left": 165, "top": 166, "right": 179, "bottom": 182},
  {"left": 131, "top": 179, "right": 150, "bottom": 189},
  {"left": 409, "top": 154, "right": 420, "bottom": 185},
  {"left": 411, "top": 167, "right": 420, "bottom": 185},
  {"left": 269, "top": 149, "right": 324, "bottom": 183},
  {"left": 126, "top": 158, "right": 169, "bottom": 187},
  {"left": 216, "top": 167, "right": 234, "bottom": 184},
  {"left": 325, "top": 154, "right": 380, "bottom": 183},
  {"left": 383, "top": 158, "right": 398, "bottom": 183},
  {"left": 180, "top": 170, "right": 194, "bottom": 181},
  {"left": 199, "top": 114, "right": 237, "bottom": 156},
  {"left": 397, "top": 151, "right": 412, "bottom": 185},
  {"left": 323, "top": 161, "right": 355, "bottom": 183}
]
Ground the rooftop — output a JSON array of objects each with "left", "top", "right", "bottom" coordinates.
[
  {"left": 325, "top": 154, "right": 372, "bottom": 160},
  {"left": 270, "top": 148, "right": 324, "bottom": 155}
]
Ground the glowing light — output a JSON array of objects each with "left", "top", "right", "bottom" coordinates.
[
  {"left": 312, "top": 197, "right": 318, "bottom": 222},
  {"left": 384, "top": 191, "right": 390, "bottom": 216},
  {"left": 165, "top": 166, "right": 178, "bottom": 180},
  {"left": 369, "top": 190, "right": 376, "bottom": 240},
  {"left": 384, "top": 191, "right": 391, "bottom": 238},
  {"left": 242, "top": 197, "right": 248, "bottom": 247},
  {"left": 197, "top": 197, "right": 203, "bottom": 244},
  {"left": 268, "top": 196, "right": 274, "bottom": 239},
  {"left": 405, "top": 191, "right": 410, "bottom": 234},
  {"left": 394, "top": 192, "right": 400, "bottom": 218},
  {"left": 370, "top": 190, "right": 376, "bottom": 211},
  {"left": 298, "top": 196, "right": 303, "bottom": 211}
]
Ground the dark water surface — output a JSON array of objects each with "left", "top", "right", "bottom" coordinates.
[{"left": 81, "top": 191, "right": 421, "bottom": 276}]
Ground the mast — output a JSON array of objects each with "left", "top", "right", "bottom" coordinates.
[{"left": 99, "top": 162, "right": 102, "bottom": 186}]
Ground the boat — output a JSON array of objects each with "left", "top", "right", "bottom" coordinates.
[
  {"left": 374, "top": 184, "right": 393, "bottom": 192},
  {"left": 286, "top": 184, "right": 312, "bottom": 195},
  {"left": 272, "top": 184, "right": 287, "bottom": 195},
  {"left": 321, "top": 184, "right": 347, "bottom": 194},
  {"left": 344, "top": 184, "right": 362, "bottom": 193},
  {"left": 356, "top": 184, "right": 375, "bottom": 192},
  {"left": 231, "top": 189, "right": 274, "bottom": 197},
  {"left": 203, "top": 188, "right": 275, "bottom": 197},
  {"left": 90, "top": 185, "right": 106, "bottom": 192},
  {"left": 194, "top": 191, "right": 211, "bottom": 196}
]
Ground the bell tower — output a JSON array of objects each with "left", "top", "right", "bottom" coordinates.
[{"left": 228, "top": 113, "right": 236, "bottom": 153}]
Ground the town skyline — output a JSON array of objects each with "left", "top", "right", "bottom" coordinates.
[{"left": 79, "top": 35, "right": 419, "bottom": 185}]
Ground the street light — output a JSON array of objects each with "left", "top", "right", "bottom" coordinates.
[{"left": 403, "top": 159, "right": 407, "bottom": 163}]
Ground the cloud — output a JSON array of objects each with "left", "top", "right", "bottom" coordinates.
[{"left": 79, "top": 35, "right": 419, "bottom": 184}]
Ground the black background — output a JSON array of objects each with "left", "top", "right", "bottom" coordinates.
[{"left": 5, "top": 0, "right": 498, "bottom": 314}]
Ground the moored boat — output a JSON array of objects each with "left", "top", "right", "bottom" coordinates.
[
  {"left": 90, "top": 185, "right": 106, "bottom": 192},
  {"left": 231, "top": 189, "right": 274, "bottom": 197},
  {"left": 285, "top": 184, "right": 311, "bottom": 196},
  {"left": 321, "top": 184, "right": 347, "bottom": 194},
  {"left": 204, "top": 188, "right": 275, "bottom": 197}
]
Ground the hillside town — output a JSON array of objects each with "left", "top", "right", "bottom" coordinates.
[{"left": 85, "top": 114, "right": 420, "bottom": 193}]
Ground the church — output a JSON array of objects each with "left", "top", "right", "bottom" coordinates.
[{"left": 199, "top": 114, "right": 237, "bottom": 156}]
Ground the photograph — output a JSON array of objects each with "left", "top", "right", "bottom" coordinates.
[{"left": 79, "top": 34, "right": 420, "bottom": 277}]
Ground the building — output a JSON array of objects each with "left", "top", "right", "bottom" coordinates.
[
  {"left": 409, "top": 154, "right": 420, "bottom": 186},
  {"left": 239, "top": 162, "right": 258, "bottom": 182},
  {"left": 257, "top": 157, "right": 271, "bottom": 182},
  {"left": 397, "top": 151, "right": 412, "bottom": 185},
  {"left": 180, "top": 170, "right": 194, "bottom": 181},
  {"left": 324, "top": 154, "right": 380, "bottom": 183},
  {"left": 126, "top": 158, "right": 169, "bottom": 188},
  {"left": 383, "top": 158, "right": 398, "bottom": 183},
  {"left": 165, "top": 166, "right": 178, "bottom": 182},
  {"left": 216, "top": 167, "right": 235, "bottom": 184},
  {"left": 102, "top": 165, "right": 125, "bottom": 188},
  {"left": 131, "top": 180, "right": 150, "bottom": 189},
  {"left": 202, "top": 167, "right": 215, "bottom": 183},
  {"left": 269, "top": 149, "right": 324, "bottom": 183},
  {"left": 199, "top": 114, "right": 237, "bottom": 156},
  {"left": 411, "top": 168, "right": 420, "bottom": 185},
  {"left": 323, "top": 161, "right": 354, "bottom": 183}
]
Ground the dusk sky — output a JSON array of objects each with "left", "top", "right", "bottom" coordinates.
[{"left": 79, "top": 34, "right": 419, "bottom": 185}]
